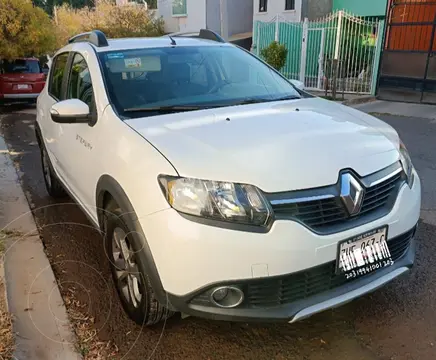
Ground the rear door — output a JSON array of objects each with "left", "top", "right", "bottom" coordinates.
[{"left": 0, "top": 59, "right": 45, "bottom": 95}]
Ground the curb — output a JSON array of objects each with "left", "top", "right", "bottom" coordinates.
[
  {"left": 0, "top": 133, "right": 81, "bottom": 360},
  {"left": 306, "top": 90, "right": 377, "bottom": 106},
  {"left": 341, "top": 95, "right": 377, "bottom": 106},
  {"left": 0, "top": 259, "right": 8, "bottom": 312}
]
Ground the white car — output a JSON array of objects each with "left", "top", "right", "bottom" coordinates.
[{"left": 36, "top": 30, "right": 421, "bottom": 326}]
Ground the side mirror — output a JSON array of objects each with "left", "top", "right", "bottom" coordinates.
[
  {"left": 50, "top": 99, "right": 91, "bottom": 124},
  {"left": 290, "top": 79, "right": 304, "bottom": 90}
]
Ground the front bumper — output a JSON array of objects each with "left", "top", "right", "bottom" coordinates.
[
  {"left": 167, "top": 226, "right": 416, "bottom": 322},
  {"left": 140, "top": 170, "right": 421, "bottom": 297}
]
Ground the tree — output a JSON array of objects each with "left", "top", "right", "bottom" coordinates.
[
  {"left": 34, "top": 0, "right": 95, "bottom": 15},
  {"left": 92, "top": 1, "right": 164, "bottom": 38},
  {"left": 260, "top": 41, "right": 288, "bottom": 72},
  {"left": 0, "top": 0, "right": 57, "bottom": 59},
  {"left": 54, "top": 1, "right": 165, "bottom": 47}
]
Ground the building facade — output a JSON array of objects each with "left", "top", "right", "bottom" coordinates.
[
  {"left": 157, "top": 0, "right": 253, "bottom": 44},
  {"left": 253, "top": 0, "right": 331, "bottom": 23},
  {"left": 333, "top": 0, "right": 388, "bottom": 17}
]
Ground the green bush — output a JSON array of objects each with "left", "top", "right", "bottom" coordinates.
[{"left": 260, "top": 41, "right": 287, "bottom": 71}]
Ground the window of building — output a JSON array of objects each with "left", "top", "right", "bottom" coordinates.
[
  {"left": 172, "top": 0, "right": 187, "bottom": 16},
  {"left": 259, "top": 0, "right": 267, "bottom": 12},
  {"left": 285, "top": 0, "right": 295, "bottom": 10}
]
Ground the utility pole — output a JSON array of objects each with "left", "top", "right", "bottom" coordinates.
[
  {"left": 53, "top": 5, "right": 58, "bottom": 25},
  {"left": 219, "top": 0, "right": 229, "bottom": 41}
]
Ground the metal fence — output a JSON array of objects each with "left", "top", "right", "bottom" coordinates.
[{"left": 253, "top": 11, "right": 385, "bottom": 95}]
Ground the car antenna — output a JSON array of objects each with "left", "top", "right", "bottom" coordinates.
[{"left": 168, "top": 35, "right": 177, "bottom": 46}]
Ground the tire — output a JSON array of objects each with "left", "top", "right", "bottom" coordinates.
[
  {"left": 39, "top": 142, "right": 66, "bottom": 198},
  {"left": 104, "top": 204, "right": 174, "bottom": 326}
]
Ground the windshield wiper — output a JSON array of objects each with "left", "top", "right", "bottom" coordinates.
[
  {"left": 270, "top": 95, "right": 301, "bottom": 101},
  {"left": 231, "top": 95, "right": 301, "bottom": 106},
  {"left": 124, "top": 105, "right": 204, "bottom": 113},
  {"left": 123, "top": 96, "right": 301, "bottom": 113}
]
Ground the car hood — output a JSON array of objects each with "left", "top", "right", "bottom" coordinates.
[{"left": 125, "top": 98, "right": 401, "bottom": 192}]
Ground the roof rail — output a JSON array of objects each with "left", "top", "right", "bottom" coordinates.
[
  {"left": 166, "top": 29, "right": 226, "bottom": 43},
  {"left": 68, "top": 30, "right": 109, "bottom": 47}
]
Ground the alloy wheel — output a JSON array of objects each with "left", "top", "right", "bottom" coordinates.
[{"left": 112, "top": 227, "right": 143, "bottom": 308}]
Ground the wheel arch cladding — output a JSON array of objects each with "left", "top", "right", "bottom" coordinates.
[
  {"left": 95, "top": 174, "right": 169, "bottom": 306},
  {"left": 35, "top": 122, "right": 42, "bottom": 145}
]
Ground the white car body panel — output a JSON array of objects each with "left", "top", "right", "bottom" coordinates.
[
  {"left": 37, "top": 44, "right": 177, "bottom": 224},
  {"left": 125, "top": 98, "right": 400, "bottom": 192},
  {"left": 35, "top": 35, "right": 421, "bottom": 319}
]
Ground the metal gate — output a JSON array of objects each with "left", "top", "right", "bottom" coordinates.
[
  {"left": 253, "top": 11, "right": 383, "bottom": 94},
  {"left": 378, "top": 0, "right": 436, "bottom": 103}
]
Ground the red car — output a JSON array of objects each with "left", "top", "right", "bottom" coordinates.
[{"left": 0, "top": 58, "right": 46, "bottom": 104}]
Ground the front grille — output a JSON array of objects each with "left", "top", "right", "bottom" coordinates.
[
  {"left": 269, "top": 170, "right": 404, "bottom": 233},
  {"left": 272, "top": 197, "right": 348, "bottom": 229},
  {"left": 190, "top": 227, "right": 415, "bottom": 308},
  {"left": 360, "top": 172, "right": 402, "bottom": 215}
]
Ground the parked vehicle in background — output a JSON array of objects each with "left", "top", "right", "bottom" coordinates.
[
  {"left": 42, "top": 63, "right": 50, "bottom": 76},
  {"left": 0, "top": 58, "right": 46, "bottom": 105}
]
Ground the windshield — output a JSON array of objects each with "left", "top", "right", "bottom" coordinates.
[
  {"left": 99, "top": 45, "right": 302, "bottom": 117},
  {"left": 1, "top": 59, "right": 41, "bottom": 74}
]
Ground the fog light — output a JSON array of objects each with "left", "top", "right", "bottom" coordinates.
[
  {"left": 210, "top": 286, "right": 244, "bottom": 308},
  {"left": 212, "top": 287, "right": 228, "bottom": 302}
]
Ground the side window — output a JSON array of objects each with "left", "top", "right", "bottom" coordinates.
[
  {"left": 67, "top": 53, "right": 94, "bottom": 108},
  {"left": 48, "top": 53, "right": 69, "bottom": 100}
]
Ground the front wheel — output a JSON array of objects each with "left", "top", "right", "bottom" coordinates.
[{"left": 105, "top": 206, "right": 174, "bottom": 326}]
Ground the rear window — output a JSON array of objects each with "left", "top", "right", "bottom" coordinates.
[{"left": 1, "top": 59, "right": 41, "bottom": 74}]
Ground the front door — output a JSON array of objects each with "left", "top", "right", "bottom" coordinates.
[
  {"left": 54, "top": 52, "right": 100, "bottom": 208},
  {"left": 40, "top": 52, "right": 70, "bottom": 183}
]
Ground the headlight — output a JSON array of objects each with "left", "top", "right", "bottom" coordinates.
[
  {"left": 399, "top": 141, "right": 414, "bottom": 187},
  {"left": 158, "top": 176, "right": 272, "bottom": 226}
]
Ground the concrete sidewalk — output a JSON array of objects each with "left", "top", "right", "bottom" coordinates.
[{"left": 0, "top": 135, "right": 80, "bottom": 359}]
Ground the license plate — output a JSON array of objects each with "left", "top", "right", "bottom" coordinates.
[
  {"left": 17, "top": 84, "right": 30, "bottom": 90},
  {"left": 336, "top": 226, "right": 394, "bottom": 279}
]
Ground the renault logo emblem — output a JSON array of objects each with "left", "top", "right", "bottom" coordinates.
[{"left": 340, "top": 173, "right": 364, "bottom": 216}]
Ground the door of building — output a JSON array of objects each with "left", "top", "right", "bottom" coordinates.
[{"left": 378, "top": 0, "right": 436, "bottom": 103}]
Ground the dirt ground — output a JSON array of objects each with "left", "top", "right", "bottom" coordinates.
[{"left": 1, "top": 105, "right": 436, "bottom": 360}]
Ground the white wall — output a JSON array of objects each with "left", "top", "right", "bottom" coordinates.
[
  {"left": 228, "top": 0, "right": 253, "bottom": 37},
  {"left": 253, "top": 0, "right": 302, "bottom": 23},
  {"left": 158, "top": 0, "right": 206, "bottom": 33},
  {"left": 157, "top": 0, "right": 179, "bottom": 32}
]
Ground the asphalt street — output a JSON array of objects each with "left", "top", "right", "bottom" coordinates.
[{"left": 0, "top": 104, "right": 435, "bottom": 360}]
